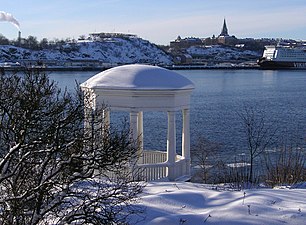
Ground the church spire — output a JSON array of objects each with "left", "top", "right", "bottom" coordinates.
[{"left": 220, "top": 18, "right": 229, "bottom": 36}]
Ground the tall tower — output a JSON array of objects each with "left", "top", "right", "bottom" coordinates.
[
  {"left": 18, "top": 31, "right": 21, "bottom": 45},
  {"left": 219, "top": 18, "right": 229, "bottom": 37}
]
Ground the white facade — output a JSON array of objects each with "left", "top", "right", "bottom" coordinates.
[
  {"left": 263, "top": 45, "right": 306, "bottom": 62},
  {"left": 81, "top": 64, "right": 195, "bottom": 181}
]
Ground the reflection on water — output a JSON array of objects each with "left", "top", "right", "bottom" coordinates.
[{"left": 262, "top": 70, "right": 277, "bottom": 86}]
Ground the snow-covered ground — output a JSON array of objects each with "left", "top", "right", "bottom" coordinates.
[{"left": 133, "top": 182, "right": 306, "bottom": 225}]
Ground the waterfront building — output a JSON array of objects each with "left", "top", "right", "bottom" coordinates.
[
  {"left": 88, "top": 32, "right": 137, "bottom": 41},
  {"left": 170, "top": 19, "right": 238, "bottom": 49},
  {"left": 170, "top": 36, "right": 202, "bottom": 49}
]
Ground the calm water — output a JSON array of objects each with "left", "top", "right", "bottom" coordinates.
[{"left": 50, "top": 69, "right": 306, "bottom": 162}]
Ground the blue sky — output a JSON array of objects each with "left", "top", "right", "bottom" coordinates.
[{"left": 1, "top": 0, "right": 306, "bottom": 45}]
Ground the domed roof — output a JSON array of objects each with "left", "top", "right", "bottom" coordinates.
[{"left": 81, "top": 64, "right": 195, "bottom": 90}]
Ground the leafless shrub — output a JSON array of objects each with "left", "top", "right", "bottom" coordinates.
[
  {"left": 237, "top": 106, "right": 278, "bottom": 184},
  {"left": 191, "top": 136, "right": 221, "bottom": 183},
  {"left": 0, "top": 69, "right": 144, "bottom": 224},
  {"left": 264, "top": 144, "right": 306, "bottom": 187}
]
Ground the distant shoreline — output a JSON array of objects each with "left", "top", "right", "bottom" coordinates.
[
  {"left": 165, "top": 64, "right": 260, "bottom": 70},
  {"left": 1, "top": 64, "right": 260, "bottom": 72},
  {"left": 2, "top": 64, "right": 305, "bottom": 72}
]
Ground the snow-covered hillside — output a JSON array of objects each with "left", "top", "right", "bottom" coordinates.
[
  {"left": 187, "top": 45, "right": 261, "bottom": 62},
  {"left": 0, "top": 36, "right": 173, "bottom": 66}
]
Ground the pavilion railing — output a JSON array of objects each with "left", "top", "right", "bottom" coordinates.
[
  {"left": 136, "top": 150, "right": 188, "bottom": 181},
  {"left": 105, "top": 150, "right": 189, "bottom": 182},
  {"left": 140, "top": 150, "right": 167, "bottom": 164}
]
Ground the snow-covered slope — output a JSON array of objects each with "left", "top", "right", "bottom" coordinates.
[
  {"left": 0, "top": 36, "right": 173, "bottom": 65},
  {"left": 131, "top": 182, "right": 306, "bottom": 225},
  {"left": 187, "top": 45, "right": 261, "bottom": 62}
]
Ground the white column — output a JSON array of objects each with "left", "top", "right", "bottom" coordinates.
[
  {"left": 182, "top": 109, "right": 190, "bottom": 159},
  {"left": 130, "top": 111, "right": 139, "bottom": 179},
  {"left": 167, "top": 111, "right": 176, "bottom": 181},
  {"left": 101, "top": 109, "right": 110, "bottom": 140},
  {"left": 102, "top": 109, "right": 110, "bottom": 130},
  {"left": 182, "top": 108, "right": 191, "bottom": 176},
  {"left": 137, "top": 111, "right": 144, "bottom": 163},
  {"left": 137, "top": 111, "right": 144, "bottom": 151},
  {"left": 130, "top": 111, "right": 138, "bottom": 142}
]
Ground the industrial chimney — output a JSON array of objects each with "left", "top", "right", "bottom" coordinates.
[{"left": 18, "top": 31, "right": 21, "bottom": 46}]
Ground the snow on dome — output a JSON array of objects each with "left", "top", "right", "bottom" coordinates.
[{"left": 81, "top": 64, "right": 195, "bottom": 90}]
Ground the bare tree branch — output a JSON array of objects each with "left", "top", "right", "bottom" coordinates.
[
  {"left": 0, "top": 69, "right": 144, "bottom": 224},
  {"left": 237, "top": 105, "right": 278, "bottom": 183}
]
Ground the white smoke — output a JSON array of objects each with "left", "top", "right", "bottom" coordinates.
[{"left": 0, "top": 11, "right": 20, "bottom": 30}]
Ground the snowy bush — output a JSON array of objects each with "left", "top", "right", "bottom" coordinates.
[{"left": 0, "top": 69, "right": 144, "bottom": 224}]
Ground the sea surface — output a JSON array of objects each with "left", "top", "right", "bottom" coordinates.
[{"left": 50, "top": 69, "right": 306, "bottom": 163}]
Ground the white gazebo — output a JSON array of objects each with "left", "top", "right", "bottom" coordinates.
[{"left": 80, "top": 64, "right": 195, "bottom": 181}]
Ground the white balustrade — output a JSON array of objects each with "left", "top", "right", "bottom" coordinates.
[
  {"left": 141, "top": 150, "right": 167, "bottom": 164},
  {"left": 103, "top": 150, "right": 189, "bottom": 182},
  {"left": 136, "top": 150, "right": 189, "bottom": 181}
]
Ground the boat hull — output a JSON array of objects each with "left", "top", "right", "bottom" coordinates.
[{"left": 258, "top": 59, "right": 306, "bottom": 69}]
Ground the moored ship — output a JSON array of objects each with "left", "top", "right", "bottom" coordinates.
[{"left": 258, "top": 45, "right": 306, "bottom": 69}]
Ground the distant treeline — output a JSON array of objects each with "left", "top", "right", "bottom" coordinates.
[{"left": 0, "top": 34, "right": 79, "bottom": 50}]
